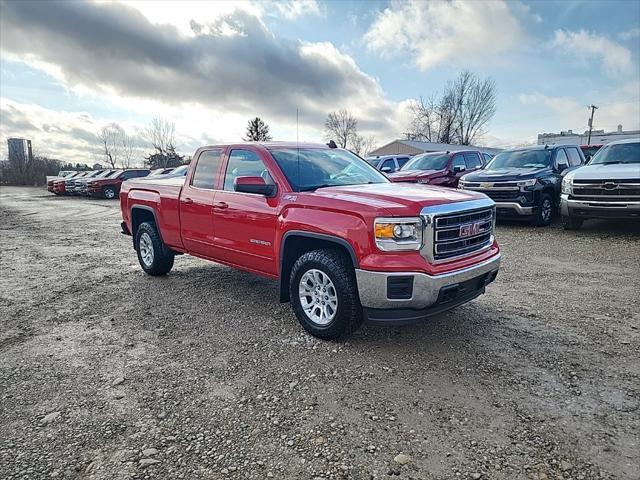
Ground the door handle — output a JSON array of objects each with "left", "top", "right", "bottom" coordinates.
[
  {"left": 183, "top": 197, "right": 193, "bottom": 204},
  {"left": 213, "top": 201, "right": 228, "bottom": 209}
]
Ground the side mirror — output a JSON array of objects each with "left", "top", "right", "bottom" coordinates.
[
  {"left": 380, "top": 166, "right": 392, "bottom": 173},
  {"left": 234, "top": 176, "right": 277, "bottom": 197},
  {"left": 452, "top": 165, "right": 466, "bottom": 174}
]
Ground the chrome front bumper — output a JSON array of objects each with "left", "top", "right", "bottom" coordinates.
[
  {"left": 561, "top": 194, "right": 640, "bottom": 216},
  {"left": 493, "top": 202, "right": 534, "bottom": 215},
  {"left": 355, "top": 253, "right": 501, "bottom": 312}
]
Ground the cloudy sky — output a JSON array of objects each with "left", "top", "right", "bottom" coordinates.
[{"left": 1, "top": 0, "right": 639, "bottom": 164}]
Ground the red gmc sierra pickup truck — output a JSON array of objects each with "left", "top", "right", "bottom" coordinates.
[{"left": 120, "top": 142, "right": 500, "bottom": 339}]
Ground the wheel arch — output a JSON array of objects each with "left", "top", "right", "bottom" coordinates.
[
  {"left": 131, "top": 206, "right": 163, "bottom": 248},
  {"left": 278, "top": 231, "right": 358, "bottom": 303}
]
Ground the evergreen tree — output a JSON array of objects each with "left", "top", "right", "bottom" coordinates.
[{"left": 244, "top": 117, "right": 272, "bottom": 141}]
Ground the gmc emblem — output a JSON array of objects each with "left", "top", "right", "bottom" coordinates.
[{"left": 459, "top": 222, "right": 482, "bottom": 238}]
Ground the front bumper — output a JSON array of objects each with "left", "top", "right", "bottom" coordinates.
[
  {"left": 493, "top": 201, "right": 534, "bottom": 216},
  {"left": 355, "top": 253, "right": 501, "bottom": 325},
  {"left": 561, "top": 194, "right": 640, "bottom": 219}
]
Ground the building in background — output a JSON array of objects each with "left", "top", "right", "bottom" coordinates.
[
  {"left": 7, "top": 137, "right": 33, "bottom": 165},
  {"left": 368, "top": 139, "right": 502, "bottom": 157},
  {"left": 538, "top": 125, "right": 639, "bottom": 146}
]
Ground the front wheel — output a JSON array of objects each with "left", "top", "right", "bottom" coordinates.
[
  {"left": 289, "top": 249, "right": 363, "bottom": 340},
  {"left": 562, "top": 215, "right": 583, "bottom": 230},
  {"left": 135, "top": 222, "right": 174, "bottom": 276},
  {"left": 532, "top": 193, "right": 554, "bottom": 226},
  {"left": 103, "top": 186, "right": 116, "bottom": 199}
]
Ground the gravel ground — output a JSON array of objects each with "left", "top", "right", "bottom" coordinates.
[{"left": 0, "top": 186, "right": 638, "bottom": 480}]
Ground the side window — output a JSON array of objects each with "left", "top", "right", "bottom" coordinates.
[
  {"left": 464, "top": 152, "right": 482, "bottom": 169},
  {"left": 380, "top": 159, "right": 395, "bottom": 171},
  {"left": 223, "top": 149, "right": 270, "bottom": 192},
  {"left": 397, "top": 157, "right": 410, "bottom": 167},
  {"left": 482, "top": 153, "right": 493, "bottom": 165},
  {"left": 452, "top": 154, "right": 465, "bottom": 170},
  {"left": 555, "top": 149, "right": 569, "bottom": 169},
  {"left": 566, "top": 147, "right": 582, "bottom": 167},
  {"left": 191, "top": 149, "right": 223, "bottom": 189}
]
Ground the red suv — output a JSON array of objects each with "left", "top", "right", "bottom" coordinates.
[
  {"left": 387, "top": 150, "right": 490, "bottom": 188},
  {"left": 87, "top": 169, "right": 150, "bottom": 199}
]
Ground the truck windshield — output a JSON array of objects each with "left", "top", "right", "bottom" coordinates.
[
  {"left": 269, "top": 148, "right": 389, "bottom": 191},
  {"left": 108, "top": 170, "right": 123, "bottom": 178},
  {"left": 589, "top": 142, "right": 639, "bottom": 165},
  {"left": 401, "top": 153, "right": 449, "bottom": 171},
  {"left": 487, "top": 150, "right": 551, "bottom": 169}
]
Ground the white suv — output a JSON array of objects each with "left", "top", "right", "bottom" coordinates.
[{"left": 560, "top": 138, "right": 640, "bottom": 229}]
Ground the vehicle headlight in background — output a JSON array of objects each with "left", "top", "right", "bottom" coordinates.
[
  {"left": 517, "top": 179, "right": 537, "bottom": 189},
  {"left": 561, "top": 175, "right": 573, "bottom": 194},
  {"left": 374, "top": 217, "right": 423, "bottom": 251}
]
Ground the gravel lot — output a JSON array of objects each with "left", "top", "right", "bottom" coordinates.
[{"left": 1, "top": 186, "right": 638, "bottom": 480}]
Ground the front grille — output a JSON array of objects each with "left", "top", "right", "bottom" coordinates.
[
  {"left": 432, "top": 207, "right": 494, "bottom": 261},
  {"left": 572, "top": 179, "right": 640, "bottom": 199}
]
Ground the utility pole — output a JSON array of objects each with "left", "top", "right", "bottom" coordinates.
[{"left": 587, "top": 105, "right": 598, "bottom": 145}]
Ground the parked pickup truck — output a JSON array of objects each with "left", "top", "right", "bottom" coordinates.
[
  {"left": 561, "top": 138, "right": 640, "bottom": 229},
  {"left": 387, "top": 150, "right": 490, "bottom": 188},
  {"left": 88, "top": 169, "right": 150, "bottom": 199},
  {"left": 120, "top": 142, "right": 501, "bottom": 339}
]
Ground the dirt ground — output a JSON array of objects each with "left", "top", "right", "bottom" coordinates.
[{"left": 0, "top": 186, "right": 638, "bottom": 480}]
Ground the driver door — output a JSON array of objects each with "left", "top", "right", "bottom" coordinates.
[{"left": 211, "top": 148, "right": 280, "bottom": 276}]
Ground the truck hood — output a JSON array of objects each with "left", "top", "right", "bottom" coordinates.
[
  {"left": 386, "top": 169, "right": 440, "bottom": 181},
  {"left": 463, "top": 167, "right": 547, "bottom": 182},
  {"left": 305, "top": 182, "right": 487, "bottom": 216},
  {"left": 570, "top": 162, "right": 640, "bottom": 180}
]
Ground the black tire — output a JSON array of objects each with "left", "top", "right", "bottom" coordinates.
[
  {"left": 289, "top": 249, "right": 363, "bottom": 340},
  {"left": 135, "top": 222, "right": 174, "bottom": 276},
  {"left": 532, "top": 192, "right": 554, "bottom": 226},
  {"left": 103, "top": 186, "right": 117, "bottom": 199},
  {"left": 562, "top": 215, "right": 583, "bottom": 230}
]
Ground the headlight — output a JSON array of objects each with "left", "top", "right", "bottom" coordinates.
[
  {"left": 458, "top": 180, "right": 467, "bottom": 189},
  {"left": 517, "top": 179, "right": 537, "bottom": 189},
  {"left": 561, "top": 175, "right": 573, "bottom": 194},
  {"left": 374, "top": 217, "right": 423, "bottom": 251},
  {"left": 417, "top": 178, "right": 429, "bottom": 184}
]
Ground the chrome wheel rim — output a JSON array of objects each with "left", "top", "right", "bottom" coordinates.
[
  {"left": 541, "top": 199, "right": 552, "bottom": 222},
  {"left": 104, "top": 188, "right": 115, "bottom": 199},
  {"left": 139, "top": 232, "right": 154, "bottom": 267},
  {"left": 298, "top": 269, "right": 338, "bottom": 325}
]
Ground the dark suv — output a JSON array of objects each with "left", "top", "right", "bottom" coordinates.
[
  {"left": 459, "top": 145, "right": 585, "bottom": 226},
  {"left": 365, "top": 154, "right": 411, "bottom": 173},
  {"left": 387, "top": 150, "right": 490, "bottom": 188}
]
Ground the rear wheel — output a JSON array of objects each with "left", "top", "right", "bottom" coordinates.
[
  {"left": 135, "top": 222, "right": 174, "bottom": 275},
  {"left": 289, "top": 249, "right": 363, "bottom": 340},
  {"left": 532, "top": 193, "right": 553, "bottom": 226},
  {"left": 562, "top": 215, "right": 583, "bottom": 230},
  {"left": 103, "top": 186, "right": 116, "bottom": 199}
]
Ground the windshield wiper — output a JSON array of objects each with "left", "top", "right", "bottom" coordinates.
[
  {"left": 298, "top": 184, "right": 334, "bottom": 191},
  {"left": 600, "top": 161, "right": 623, "bottom": 165}
]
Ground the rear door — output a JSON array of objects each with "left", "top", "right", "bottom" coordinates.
[
  {"left": 179, "top": 148, "right": 224, "bottom": 257},
  {"left": 211, "top": 147, "right": 280, "bottom": 276}
]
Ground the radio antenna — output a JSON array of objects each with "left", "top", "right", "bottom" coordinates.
[{"left": 296, "top": 108, "right": 300, "bottom": 190}]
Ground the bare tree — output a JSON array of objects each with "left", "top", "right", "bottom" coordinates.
[
  {"left": 450, "top": 71, "right": 496, "bottom": 145},
  {"left": 143, "top": 117, "right": 176, "bottom": 156},
  {"left": 119, "top": 131, "right": 135, "bottom": 169},
  {"left": 350, "top": 134, "right": 378, "bottom": 156},
  {"left": 406, "top": 71, "right": 496, "bottom": 146},
  {"left": 98, "top": 123, "right": 126, "bottom": 169},
  {"left": 324, "top": 109, "right": 358, "bottom": 148}
]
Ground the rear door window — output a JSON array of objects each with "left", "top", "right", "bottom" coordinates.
[
  {"left": 191, "top": 149, "right": 223, "bottom": 189},
  {"left": 566, "top": 147, "right": 583, "bottom": 166},
  {"left": 464, "top": 152, "right": 482, "bottom": 169},
  {"left": 452, "top": 154, "right": 465, "bottom": 171}
]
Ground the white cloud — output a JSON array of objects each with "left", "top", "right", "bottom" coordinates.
[
  {"left": 517, "top": 83, "right": 640, "bottom": 134},
  {"left": 270, "top": 0, "right": 323, "bottom": 20},
  {"left": 363, "top": 0, "right": 528, "bottom": 70},
  {"left": 619, "top": 27, "right": 640, "bottom": 41},
  {"left": 552, "top": 29, "right": 633, "bottom": 74}
]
